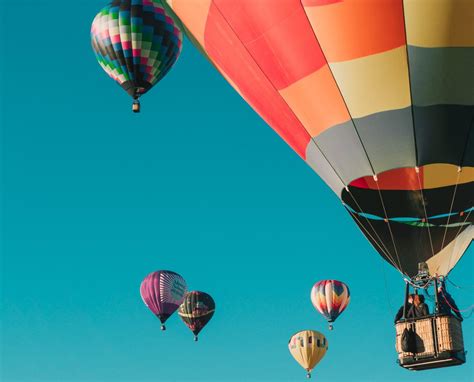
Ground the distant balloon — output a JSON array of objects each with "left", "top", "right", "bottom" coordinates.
[
  {"left": 311, "top": 280, "right": 350, "bottom": 330},
  {"left": 140, "top": 270, "right": 187, "bottom": 330},
  {"left": 90, "top": 0, "right": 183, "bottom": 112},
  {"left": 178, "top": 291, "right": 215, "bottom": 341},
  {"left": 288, "top": 330, "right": 328, "bottom": 379}
]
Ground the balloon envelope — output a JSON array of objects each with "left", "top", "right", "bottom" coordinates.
[
  {"left": 178, "top": 291, "right": 215, "bottom": 340},
  {"left": 288, "top": 330, "right": 328, "bottom": 377},
  {"left": 165, "top": 0, "right": 474, "bottom": 278},
  {"left": 311, "top": 280, "right": 350, "bottom": 327},
  {"left": 140, "top": 270, "right": 187, "bottom": 328},
  {"left": 91, "top": 0, "right": 183, "bottom": 100}
]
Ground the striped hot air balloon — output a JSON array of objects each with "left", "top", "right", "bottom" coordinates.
[
  {"left": 164, "top": 0, "right": 474, "bottom": 280},
  {"left": 311, "top": 280, "right": 350, "bottom": 330},
  {"left": 140, "top": 270, "right": 187, "bottom": 330}
]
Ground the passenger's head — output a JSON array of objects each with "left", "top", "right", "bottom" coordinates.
[
  {"left": 413, "top": 294, "right": 421, "bottom": 306},
  {"left": 419, "top": 295, "right": 425, "bottom": 304}
]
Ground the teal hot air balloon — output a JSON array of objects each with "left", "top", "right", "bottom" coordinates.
[{"left": 91, "top": 0, "right": 183, "bottom": 112}]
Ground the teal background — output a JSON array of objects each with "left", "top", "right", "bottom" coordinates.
[{"left": 1, "top": 1, "right": 472, "bottom": 381}]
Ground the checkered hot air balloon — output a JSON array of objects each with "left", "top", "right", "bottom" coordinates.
[
  {"left": 91, "top": 0, "right": 183, "bottom": 112},
  {"left": 164, "top": 0, "right": 474, "bottom": 280},
  {"left": 311, "top": 280, "right": 350, "bottom": 330},
  {"left": 140, "top": 270, "right": 187, "bottom": 331}
]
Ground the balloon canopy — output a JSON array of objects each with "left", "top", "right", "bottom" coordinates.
[
  {"left": 91, "top": 0, "right": 183, "bottom": 110},
  {"left": 165, "top": 0, "right": 474, "bottom": 278},
  {"left": 311, "top": 280, "right": 350, "bottom": 329},
  {"left": 288, "top": 330, "right": 328, "bottom": 378},
  {"left": 140, "top": 270, "right": 187, "bottom": 330}
]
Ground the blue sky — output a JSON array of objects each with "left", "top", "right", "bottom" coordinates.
[{"left": 1, "top": 1, "right": 472, "bottom": 381}]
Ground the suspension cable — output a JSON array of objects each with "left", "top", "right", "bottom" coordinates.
[
  {"left": 374, "top": 178, "right": 404, "bottom": 273},
  {"left": 345, "top": 192, "right": 403, "bottom": 275},
  {"left": 415, "top": 168, "right": 436, "bottom": 258},
  {"left": 347, "top": 208, "right": 401, "bottom": 272},
  {"left": 447, "top": 277, "right": 474, "bottom": 290},
  {"left": 440, "top": 168, "right": 462, "bottom": 251},
  {"left": 439, "top": 287, "right": 474, "bottom": 314},
  {"left": 446, "top": 207, "right": 473, "bottom": 273}
]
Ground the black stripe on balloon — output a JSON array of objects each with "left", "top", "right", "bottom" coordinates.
[
  {"left": 415, "top": 105, "right": 474, "bottom": 167},
  {"left": 348, "top": 214, "right": 471, "bottom": 278},
  {"left": 343, "top": 182, "right": 474, "bottom": 218}
]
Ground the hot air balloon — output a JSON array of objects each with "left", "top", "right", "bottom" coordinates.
[
  {"left": 91, "top": 0, "right": 183, "bottom": 112},
  {"left": 140, "top": 270, "right": 187, "bottom": 330},
  {"left": 163, "top": 0, "right": 473, "bottom": 280},
  {"left": 178, "top": 291, "right": 215, "bottom": 341},
  {"left": 288, "top": 330, "right": 328, "bottom": 379},
  {"left": 311, "top": 280, "right": 350, "bottom": 330}
]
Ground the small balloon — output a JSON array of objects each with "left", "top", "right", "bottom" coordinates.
[
  {"left": 311, "top": 280, "right": 350, "bottom": 330},
  {"left": 91, "top": 0, "right": 183, "bottom": 112},
  {"left": 140, "top": 270, "right": 187, "bottom": 330},
  {"left": 178, "top": 291, "right": 215, "bottom": 341},
  {"left": 288, "top": 330, "right": 328, "bottom": 378}
]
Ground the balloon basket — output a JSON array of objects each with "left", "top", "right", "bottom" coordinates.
[
  {"left": 328, "top": 324, "right": 333, "bottom": 331},
  {"left": 306, "top": 372, "right": 311, "bottom": 379},
  {"left": 132, "top": 99, "right": 141, "bottom": 113},
  {"left": 161, "top": 324, "right": 166, "bottom": 331},
  {"left": 194, "top": 335, "right": 199, "bottom": 342}
]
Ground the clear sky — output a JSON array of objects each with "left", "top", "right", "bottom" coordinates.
[{"left": 1, "top": 1, "right": 472, "bottom": 381}]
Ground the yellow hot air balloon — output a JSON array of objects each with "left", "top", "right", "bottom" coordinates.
[{"left": 288, "top": 330, "right": 328, "bottom": 378}]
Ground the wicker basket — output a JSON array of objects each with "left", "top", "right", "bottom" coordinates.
[
  {"left": 395, "top": 317, "right": 435, "bottom": 358},
  {"left": 436, "top": 316, "right": 464, "bottom": 353},
  {"left": 395, "top": 315, "right": 464, "bottom": 364}
]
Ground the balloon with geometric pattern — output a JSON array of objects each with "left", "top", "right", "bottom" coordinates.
[
  {"left": 91, "top": 0, "right": 183, "bottom": 112},
  {"left": 178, "top": 291, "right": 215, "bottom": 341},
  {"left": 140, "top": 270, "right": 187, "bottom": 330},
  {"left": 311, "top": 280, "right": 350, "bottom": 330},
  {"left": 288, "top": 330, "right": 328, "bottom": 379},
  {"left": 164, "top": 0, "right": 474, "bottom": 279}
]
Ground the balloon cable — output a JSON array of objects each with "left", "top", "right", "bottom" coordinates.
[
  {"left": 446, "top": 207, "right": 472, "bottom": 274},
  {"left": 440, "top": 170, "right": 461, "bottom": 252},
  {"left": 439, "top": 287, "right": 474, "bottom": 314},
  {"left": 345, "top": 191, "right": 403, "bottom": 275},
  {"left": 415, "top": 170, "right": 436, "bottom": 259},
  {"left": 346, "top": 207, "right": 402, "bottom": 275},
  {"left": 374, "top": 180, "right": 404, "bottom": 273},
  {"left": 447, "top": 277, "right": 474, "bottom": 290}
]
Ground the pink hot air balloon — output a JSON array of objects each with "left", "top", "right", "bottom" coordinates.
[
  {"left": 140, "top": 270, "right": 187, "bottom": 330},
  {"left": 311, "top": 280, "right": 350, "bottom": 330}
]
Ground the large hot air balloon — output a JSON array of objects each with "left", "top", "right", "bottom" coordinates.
[
  {"left": 91, "top": 0, "right": 183, "bottom": 112},
  {"left": 178, "top": 291, "right": 215, "bottom": 341},
  {"left": 288, "top": 330, "right": 328, "bottom": 378},
  {"left": 164, "top": 0, "right": 473, "bottom": 279},
  {"left": 311, "top": 280, "right": 350, "bottom": 330},
  {"left": 140, "top": 270, "right": 187, "bottom": 330}
]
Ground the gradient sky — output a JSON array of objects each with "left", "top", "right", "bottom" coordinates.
[{"left": 1, "top": 1, "right": 472, "bottom": 381}]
